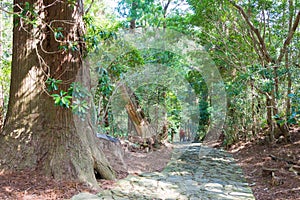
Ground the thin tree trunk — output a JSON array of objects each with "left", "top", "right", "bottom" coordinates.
[
  {"left": 0, "top": 7, "right": 3, "bottom": 129},
  {"left": 273, "top": 63, "right": 289, "bottom": 140},
  {"left": 286, "top": 0, "right": 293, "bottom": 120},
  {"left": 251, "top": 80, "right": 256, "bottom": 136},
  {"left": 130, "top": 0, "right": 137, "bottom": 30},
  {"left": 162, "top": 0, "right": 171, "bottom": 29},
  {"left": 285, "top": 52, "right": 292, "bottom": 120},
  {"left": 266, "top": 95, "right": 274, "bottom": 141}
]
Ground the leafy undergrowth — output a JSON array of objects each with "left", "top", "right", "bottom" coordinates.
[{"left": 230, "top": 127, "right": 300, "bottom": 200}]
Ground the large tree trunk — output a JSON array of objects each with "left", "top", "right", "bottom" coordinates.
[{"left": 0, "top": 0, "right": 115, "bottom": 189}]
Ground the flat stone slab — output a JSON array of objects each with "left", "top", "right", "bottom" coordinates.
[
  {"left": 74, "top": 143, "right": 255, "bottom": 200},
  {"left": 71, "top": 192, "right": 101, "bottom": 200}
]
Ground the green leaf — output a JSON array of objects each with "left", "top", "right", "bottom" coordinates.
[
  {"left": 55, "top": 32, "right": 64, "bottom": 39},
  {"left": 288, "top": 93, "right": 295, "bottom": 98},
  {"left": 61, "top": 97, "right": 70, "bottom": 108},
  {"left": 46, "top": 78, "right": 62, "bottom": 91}
]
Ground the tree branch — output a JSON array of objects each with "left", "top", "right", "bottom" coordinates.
[
  {"left": 163, "top": 0, "right": 172, "bottom": 15},
  {"left": 85, "top": 0, "right": 95, "bottom": 15},
  {"left": 229, "top": 0, "right": 273, "bottom": 63},
  {"left": 248, "top": 29, "right": 265, "bottom": 65},
  {"left": 277, "top": 10, "right": 300, "bottom": 63},
  {"left": 0, "top": 6, "right": 15, "bottom": 15}
]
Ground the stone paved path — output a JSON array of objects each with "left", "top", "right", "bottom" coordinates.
[{"left": 72, "top": 143, "right": 255, "bottom": 200}]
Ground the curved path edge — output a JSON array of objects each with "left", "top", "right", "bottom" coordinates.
[{"left": 72, "top": 143, "right": 255, "bottom": 200}]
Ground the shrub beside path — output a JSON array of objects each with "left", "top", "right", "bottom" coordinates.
[{"left": 73, "top": 143, "right": 255, "bottom": 200}]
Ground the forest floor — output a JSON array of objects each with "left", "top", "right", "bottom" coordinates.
[
  {"left": 0, "top": 129, "right": 299, "bottom": 200},
  {"left": 230, "top": 127, "right": 300, "bottom": 200},
  {"left": 0, "top": 143, "right": 173, "bottom": 200}
]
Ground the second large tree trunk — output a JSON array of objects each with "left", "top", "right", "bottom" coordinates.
[{"left": 120, "top": 83, "right": 155, "bottom": 138}]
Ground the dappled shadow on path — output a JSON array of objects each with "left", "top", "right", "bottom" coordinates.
[{"left": 96, "top": 143, "right": 255, "bottom": 200}]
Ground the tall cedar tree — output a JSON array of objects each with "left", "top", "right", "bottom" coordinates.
[{"left": 0, "top": 0, "right": 115, "bottom": 188}]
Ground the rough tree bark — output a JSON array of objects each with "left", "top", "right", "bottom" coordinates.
[
  {"left": 120, "top": 83, "right": 155, "bottom": 138},
  {"left": 0, "top": 0, "right": 115, "bottom": 189}
]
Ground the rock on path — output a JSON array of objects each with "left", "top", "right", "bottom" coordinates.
[{"left": 72, "top": 143, "right": 255, "bottom": 200}]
